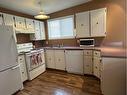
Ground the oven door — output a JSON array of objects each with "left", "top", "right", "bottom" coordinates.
[{"left": 25, "top": 52, "right": 44, "bottom": 71}]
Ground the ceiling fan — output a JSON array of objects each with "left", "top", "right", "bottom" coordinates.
[{"left": 34, "top": 0, "right": 50, "bottom": 20}]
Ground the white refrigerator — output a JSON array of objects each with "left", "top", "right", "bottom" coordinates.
[{"left": 0, "top": 26, "right": 22, "bottom": 95}]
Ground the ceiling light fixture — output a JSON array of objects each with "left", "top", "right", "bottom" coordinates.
[{"left": 34, "top": 1, "right": 50, "bottom": 20}]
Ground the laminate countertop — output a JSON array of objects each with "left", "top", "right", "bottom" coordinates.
[{"left": 42, "top": 46, "right": 126, "bottom": 58}]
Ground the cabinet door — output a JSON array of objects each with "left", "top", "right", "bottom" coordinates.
[
  {"left": 0, "top": 12, "right": 4, "bottom": 25},
  {"left": 65, "top": 50, "right": 84, "bottom": 74},
  {"left": 25, "top": 18, "right": 34, "bottom": 30},
  {"left": 93, "top": 57, "right": 100, "bottom": 78},
  {"left": 40, "top": 22, "right": 46, "bottom": 40},
  {"left": 18, "top": 55, "right": 28, "bottom": 82},
  {"left": 91, "top": 8, "right": 106, "bottom": 37},
  {"left": 34, "top": 20, "right": 41, "bottom": 40},
  {"left": 3, "top": 13, "right": 14, "bottom": 26},
  {"left": 14, "top": 16, "right": 25, "bottom": 29},
  {"left": 3, "top": 13, "right": 17, "bottom": 42},
  {"left": 46, "top": 50, "right": 55, "bottom": 69},
  {"left": 76, "top": 11, "right": 90, "bottom": 38},
  {"left": 55, "top": 50, "right": 65, "bottom": 70},
  {"left": 84, "top": 56, "right": 93, "bottom": 74}
]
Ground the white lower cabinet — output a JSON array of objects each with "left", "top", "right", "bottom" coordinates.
[
  {"left": 65, "top": 50, "right": 84, "bottom": 75},
  {"left": 18, "top": 55, "right": 28, "bottom": 82},
  {"left": 93, "top": 51, "right": 101, "bottom": 78},
  {"left": 45, "top": 50, "right": 55, "bottom": 69},
  {"left": 55, "top": 50, "right": 66, "bottom": 70},
  {"left": 83, "top": 50, "right": 93, "bottom": 74},
  {"left": 46, "top": 50, "right": 66, "bottom": 70}
]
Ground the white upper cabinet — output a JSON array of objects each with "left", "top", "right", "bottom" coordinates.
[
  {"left": 0, "top": 12, "right": 4, "bottom": 25},
  {"left": 25, "top": 18, "right": 34, "bottom": 33},
  {"left": 76, "top": 11, "right": 90, "bottom": 38},
  {"left": 3, "top": 13, "right": 17, "bottom": 42},
  {"left": 34, "top": 20, "right": 41, "bottom": 40},
  {"left": 40, "top": 22, "right": 46, "bottom": 40},
  {"left": 33, "top": 20, "right": 45, "bottom": 40},
  {"left": 3, "top": 13, "right": 14, "bottom": 26},
  {"left": 90, "top": 8, "right": 107, "bottom": 37},
  {"left": 14, "top": 16, "right": 26, "bottom": 29}
]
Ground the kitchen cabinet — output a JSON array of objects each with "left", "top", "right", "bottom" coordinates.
[
  {"left": 90, "top": 8, "right": 106, "bottom": 37},
  {"left": 14, "top": 16, "right": 26, "bottom": 29},
  {"left": 55, "top": 50, "right": 66, "bottom": 70},
  {"left": 3, "top": 13, "right": 14, "bottom": 26},
  {"left": 76, "top": 11, "right": 90, "bottom": 38},
  {"left": 32, "top": 20, "right": 45, "bottom": 40},
  {"left": 0, "top": 12, "right": 4, "bottom": 25},
  {"left": 40, "top": 22, "right": 46, "bottom": 40},
  {"left": 46, "top": 50, "right": 66, "bottom": 70},
  {"left": 83, "top": 50, "right": 93, "bottom": 75},
  {"left": 34, "top": 20, "right": 40, "bottom": 40},
  {"left": 65, "top": 50, "right": 84, "bottom": 75},
  {"left": 3, "top": 13, "right": 17, "bottom": 42},
  {"left": 18, "top": 55, "right": 28, "bottom": 82},
  {"left": 45, "top": 50, "right": 55, "bottom": 69},
  {"left": 93, "top": 51, "right": 101, "bottom": 78},
  {"left": 25, "top": 18, "right": 34, "bottom": 33}
]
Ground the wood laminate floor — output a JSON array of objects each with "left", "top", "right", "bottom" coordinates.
[{"left": 15, "top": 69, "right": 102, "bottom": 95}]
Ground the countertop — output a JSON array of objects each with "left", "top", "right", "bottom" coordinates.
[
  {"left": 42, "top": 46, "right": 126, "bottom": 58},
  {"left": 19, "top": 46, "right": 126, "bottom": 58}
]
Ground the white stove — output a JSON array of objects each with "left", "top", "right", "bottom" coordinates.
[{"left": 17, "top": 43, "right": 46, "bottom": 80}]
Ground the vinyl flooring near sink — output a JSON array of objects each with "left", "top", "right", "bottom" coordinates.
[{"left": 15, "top": 69, "right": 102, "bottom": 95}]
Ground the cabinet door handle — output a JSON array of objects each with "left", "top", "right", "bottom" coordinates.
[
  {"left": 58, "top": 59, "right": 61, "bottom": 61},
  {"left": 81, "top": 24, "right": 84, "bottom": 26},
  {"left": 100, "top": 59, "right": 102, "bottom": 63}
]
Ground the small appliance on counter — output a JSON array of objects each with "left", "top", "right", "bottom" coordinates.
[{"left": 80, "top": 39, "right": 95, "bottom": 47}]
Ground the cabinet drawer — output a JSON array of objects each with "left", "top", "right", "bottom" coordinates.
[
  {"left": 84, "top": 50, "right": 93, "bottom": 56},
  {"left": 84, "top": 65, "right": 93, "bottom": 74},
  {"left": 94, "top": 51, "right": 101, "bottom": 57}
]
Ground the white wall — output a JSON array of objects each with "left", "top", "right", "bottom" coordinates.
[{"left": 102, "top": 57, "right": 126, "bottom": 95}]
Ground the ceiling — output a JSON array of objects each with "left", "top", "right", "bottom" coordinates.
[{"left": 0, "top": 0, "right": 91, "bottom": 16}]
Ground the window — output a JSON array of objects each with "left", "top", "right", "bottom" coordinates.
[{"left": 47, "top": 16, "right": 74, "bottom": 39}]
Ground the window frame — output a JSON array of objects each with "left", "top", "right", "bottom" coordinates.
[{"left": 47, "top": 15, "right": 75, "bottom": 40}]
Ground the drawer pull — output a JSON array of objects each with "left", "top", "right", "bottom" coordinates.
[
  {"left": 86, "top": 65, "right": 89, "bottom": 67},
  {"left": 58, "top": 59, "right": 61, "bottom": 61},
  {"left": 20, "top": 59, "right": 23, "bottom": 60}
]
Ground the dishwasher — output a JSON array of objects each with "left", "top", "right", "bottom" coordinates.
[{"left": 65, "top": 50, "right": 84, "bottom": 75}]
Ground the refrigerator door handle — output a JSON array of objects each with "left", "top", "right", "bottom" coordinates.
[{"left": 11, "top": 65, "right": 20, "bottom": 70}]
